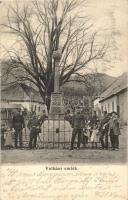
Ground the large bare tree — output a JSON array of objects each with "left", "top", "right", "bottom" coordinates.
[{"left": 1, "top": 0, "right": 108, "bottom": 112}]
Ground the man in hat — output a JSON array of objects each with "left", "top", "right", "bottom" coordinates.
[
  {"left": 12, "top": 108, "right": 25, "bottom": 149},
  {"left": 27, "top": 111, "right": 41, "bottom": 149},
  {"left": 99, "top": 112, "right": 111, "bottom": 149},
  {"left": 108, "top": 111, "right": 121, "bottom": 150},
  {"left": 1, "top": 123, "right": 7, "bottom": 149},
  {"left": 70, "top": 107, "right": 85, "bottom": 150}
]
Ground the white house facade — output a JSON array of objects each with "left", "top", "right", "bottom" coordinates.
[{"left": 94, "top": 73, "right": 128, "bottom": 125}]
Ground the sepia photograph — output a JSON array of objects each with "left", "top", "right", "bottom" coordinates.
[{"left": 0, "top": 0, "right": 128, "bottom": 165}]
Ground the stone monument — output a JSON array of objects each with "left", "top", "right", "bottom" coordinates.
[
  {"left": 49, "top": 50, "right": 64, "bottom": 118},
  {"left": 38, "top": 49, "right": 72, "bottom": 148}
]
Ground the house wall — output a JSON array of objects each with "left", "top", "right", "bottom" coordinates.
[
  {"left": 118, "top": 90, "right": 128, "bottom": 125},
  {"left": 8, "top": 101, "right": 47, "bottom": 115},
  {"left": 94, "top": 96, "right": 117, "bottom": 118},
  {"left": 98, "top": 90, "right": 128, "bottom": 124},
  {"left": 100, "top": 96, "right": 117, "bottom": 114},
  {"left": 30, "top": 102, "right": 47, "bottom": 115}
]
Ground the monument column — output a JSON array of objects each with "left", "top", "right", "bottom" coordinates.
[
  {"left": 53, "top": 50, "right": 61, "bottom": 93},
  {"left": 49, "top": 50, "right": 64, "bottom": 117}
]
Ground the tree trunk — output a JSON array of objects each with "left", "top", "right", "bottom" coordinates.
[{"left": 46, "top": 97, "right": 51, "bottom": 114}]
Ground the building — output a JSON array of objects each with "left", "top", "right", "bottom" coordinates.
[
  {"left": 1, "top": 83, "right": 47, "bottom": 117},
  {"left": 94, "top": 72, "right": 128, "bottom": 125}
]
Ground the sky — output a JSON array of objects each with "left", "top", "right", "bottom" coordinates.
[{"left": 0, "top": 0, "right": 128, "bottom": 77}]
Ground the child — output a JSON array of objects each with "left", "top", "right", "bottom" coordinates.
[
  {"left": 4, "top": 127, "right": 14, "bottom": 149},
  {"left": 90, "top": 124, "right": 99, "bottom": 149}
]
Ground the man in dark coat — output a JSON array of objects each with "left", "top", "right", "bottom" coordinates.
[
  {"left": 70, "top": 108, "right": 85, "bottom": 150},
  {"left": 1, "top": 123, "right": 7, "bottom": 149},
  {"left": 108, "top": 112, "right": 121, "bottom": 150},
  {"left": 99, "top": 112, "right": 111, "bottom": 149},
  {"left": 12, "top": 108, "right": 25, "bottom": 149},
  {"left": 27, "top": 111, "right": 41, "bottom": 149}
]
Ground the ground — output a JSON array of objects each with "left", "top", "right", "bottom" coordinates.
[{"left": 1, "top": 126, "right": 127, "bottom": 164}]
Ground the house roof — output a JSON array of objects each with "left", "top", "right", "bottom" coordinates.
[
  {"left": 1, "top": 102, "right": 24, "bottom": 109},
  {"left": 1, "top": 83, "right": 44, "bottom": 104},
  {"left": 99, "top": 72, "right": 128, "bottom": 102}
]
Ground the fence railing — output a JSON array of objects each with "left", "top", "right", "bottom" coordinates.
[
  {"left": 37, "top": 118, "right": 72, "bottom": 149},
  {"left": 2, "top": 116, "right": 102, "bottom": 149}
]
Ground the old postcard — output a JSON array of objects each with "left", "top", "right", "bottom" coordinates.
[{"left": 0, "top": 0, "right": 128, "bottom": 199}]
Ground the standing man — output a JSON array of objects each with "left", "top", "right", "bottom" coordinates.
[
  {"left": 70, "top": 108, "right": 85, "bottom": 150},
  {"left": 99, "top": 112, "right": 111, "bottom": 149},
  {"left": 27, "top": 111, "right": 41, "bottom": 149},
  {"left": 12, "top": 108, "right": 25, "bottom": 149},
  {"left": 1, "top": 123, "right": 7, "bottom": 149},
  {"left": 109, "top": 112, "right": 121, "bottom": 150}
]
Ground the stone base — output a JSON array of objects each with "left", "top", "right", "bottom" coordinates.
[
  {"left": 50, "top": 92, "right": 64, "bottom": 115},
  {"left": 37, "top": 119, "right": 73, "bottom": 148}
]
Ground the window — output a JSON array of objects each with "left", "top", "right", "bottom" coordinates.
[
  {"left": 112, "top": 101, "right": 114, "bottom": 111},
  {"left": 101, "top": 106, "right": 103, "bottom": 114},
  {"left": 104, "top": 105, "right": 107, "bottom": 111},
  {"left": 38, "top": 106, "right": 40, "bottom": 112},
  {"left": 108, "top": 103, "right": 110, "bottom": 113}
]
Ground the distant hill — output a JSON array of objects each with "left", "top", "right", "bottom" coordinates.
[
  {"left": 1, "top": 59, "right": 116, "bottom": 98},
  {"left": 94, "top": 73, "right": 117, "bottom": 90},
  {"left": 62, "top": 73, "right": 116, "bottom": 96}
]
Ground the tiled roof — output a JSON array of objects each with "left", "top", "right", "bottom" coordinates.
[
  {"left": 1, "top": 83, "right": 44, "bottom": 103},
  {"left": 99, "top": 72, "right": 128, "bottom": 102}
]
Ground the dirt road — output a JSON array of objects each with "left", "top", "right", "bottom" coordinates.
[{"left": 1, "top": 126, "right": 127, "bottom": 164}]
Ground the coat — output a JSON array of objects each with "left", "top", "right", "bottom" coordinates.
[
  {"left": 12, "top": 114, "right": 25, "bottom": 130},
  {"left": 72, "top": 113, "right": 85, "bottom": 129},
  {"left": 99, "top": 116, "right": 110, "bottom": 131},
  {"left": 27, "top": 116, "right": 41, "bottom": 133},
  {"left": 109, "top": 117, "right": 121, "bottom": 135}
]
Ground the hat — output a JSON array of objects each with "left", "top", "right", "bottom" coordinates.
[{"left": 111, "top": 111, "right": 117, "bottom": 115}]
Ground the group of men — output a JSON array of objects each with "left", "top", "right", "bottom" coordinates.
[
  {"left": 65, "top": 109, "right": 121, "bottom": 151},
  {"left": 1, "top": 108, "right": 121, "bottom": 151},
  {"left": 99, "top": 111, "right": 121, "bottom": 150},
  {"left": 10, "top": 109, "right": 47, "bottom": 149}
]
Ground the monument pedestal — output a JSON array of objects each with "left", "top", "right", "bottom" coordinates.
[
  {"left": 38, "top": 92, "right": 72, "bottom": 148},
  {"left": 38, "top": 119, "right": 73, "bottom": 148},
  {"left": 49, "top": 92, "right": 64, "bottom": 119}
]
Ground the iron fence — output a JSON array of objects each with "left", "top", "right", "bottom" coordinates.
[{"left": 2, "top": 116, "right": 102, "bottom": 149}]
